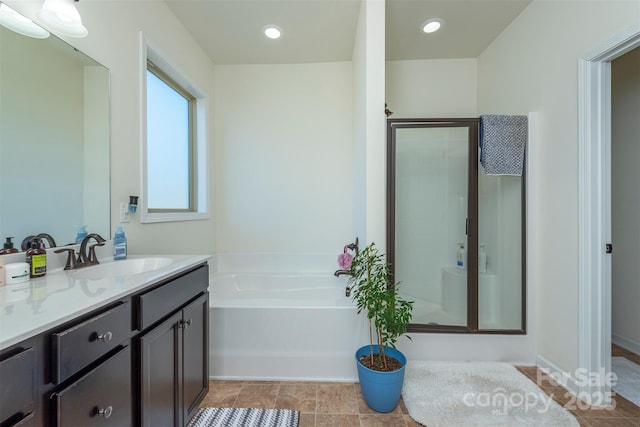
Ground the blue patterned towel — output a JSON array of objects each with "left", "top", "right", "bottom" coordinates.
[{"left": 480, "top": 115, "right": 528, "bottom": 176}]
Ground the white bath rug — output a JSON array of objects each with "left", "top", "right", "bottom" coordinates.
[
  {"left": 402, "top": 361, "right": 579, "bottom": 427},
  {"left": 187, "top": 408, "right": 299, "bottom": 427},
  {"left": 612, "top": 356, "right": 640, "bottom": 407}
]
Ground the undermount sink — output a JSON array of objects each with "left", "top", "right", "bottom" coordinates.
[{"left": 72, "top": 257, "right": 173, "bottom": 281}]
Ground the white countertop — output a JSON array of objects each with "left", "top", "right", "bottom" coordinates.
[{"left": 0, "top": 254, "right": 210, "bottom": 349}]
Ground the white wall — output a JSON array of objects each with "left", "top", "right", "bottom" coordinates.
[
  {"left": 83, "top": 66, "right": 110, "bottom": 242},
  {"left": 611, "top": 47, "right": 640, "bottom": 353},
  {"left": 386, "top": 59, "right": 478, "bottom": 118},
  {"left": 5, "top": 0, "right": 218, "bottom": 255},
  {"left": 477, "top": 0, "right": 640, "bottom": 373},
  {"left": 352, "top": 0, "right": 387, "bottom": 249},
  {"left": 213, "top": 62, "right": 353, "bottom": 253}
]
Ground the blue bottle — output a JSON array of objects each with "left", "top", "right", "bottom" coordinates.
[
  {"left": 113, "top": 225, "right": 127, "bottom": 260},
  {"left": 76, "top": 225, "right": 88, "bottom": 244}
]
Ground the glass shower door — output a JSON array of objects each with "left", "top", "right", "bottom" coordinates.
[{"left": 390, "top": 122, "right": 476, "bottom": 329}]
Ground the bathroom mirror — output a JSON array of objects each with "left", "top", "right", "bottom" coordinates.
[{"left": 0, "top": 2, "right": 110, "bottom": 252}]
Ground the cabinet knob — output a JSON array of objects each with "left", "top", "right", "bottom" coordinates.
[
  {"left": 178, "top": 319, "right": 193, "bottom": 329},
  {"left": 98, "top": 405, "right": 113, "bottom": 419},
  {"left": 96, "top": 331, "right": 113, "bottom": 343}
]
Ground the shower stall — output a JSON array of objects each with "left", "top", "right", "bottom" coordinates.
[{"left": 387, "top": 119, "right": 525, "bottom": 333}]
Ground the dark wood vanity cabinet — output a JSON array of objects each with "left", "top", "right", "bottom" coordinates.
[
  {"left": 0, "top": 340, "right": 37, "bottom": 427},
  {"left": 0, "top": 262, "right": 209, "bottom": 427},
  {"left": 140, "top": 294, "right": 209, "bottom": 427},
  {"left": 138, "top": 266, "right": 209, "bottom": 427},
  {"left": 51, "top": 346, "right": 132, "bottom": 427}
]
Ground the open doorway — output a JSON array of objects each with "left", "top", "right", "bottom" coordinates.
[
  {"left": 610, "top": 46, "right": 640, "bottom": 407},
  {"left": 578, "top": 25, "right": 640, "bottom": 405}
]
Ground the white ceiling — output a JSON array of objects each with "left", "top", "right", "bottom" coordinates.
[{"left": 165, "top": 0, "right": 532, "bottom": 65}]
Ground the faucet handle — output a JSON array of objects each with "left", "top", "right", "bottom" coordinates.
[
  {"left": 88, "top": 242, "right": 105, "bottom": 264},
  {"left": 54, "top": 248, "right": 79, "bottom": 270}
]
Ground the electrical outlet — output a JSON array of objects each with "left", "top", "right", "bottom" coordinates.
[{"left": 120, "top": 202, "right": 131, "bottom": 223}]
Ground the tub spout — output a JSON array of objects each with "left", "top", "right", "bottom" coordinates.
[{"left": 334, "top": 269, "right": 352, "bottom": 277}]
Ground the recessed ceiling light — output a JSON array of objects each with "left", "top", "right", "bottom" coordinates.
[
  {"left": 421, "top": 18, "right": 442, "bottom": 34},
  {"left": 263, "top": 25, "right": 282, "bottom": 40}
]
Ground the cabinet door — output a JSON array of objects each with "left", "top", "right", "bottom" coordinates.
[
  {"left": 0, "top": 346, "right": 35, "bottom": 425},
  {"left": 182, "top": 293, "right": 209, "bottom": 423},
  {"left": 53, "top": 346, "right": 132, "bottom": 427},
  {"left": 140, "top": 311, "right": 182, "bottom": 427}
]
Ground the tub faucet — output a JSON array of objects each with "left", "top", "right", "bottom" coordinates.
[
  {"left": 334, "top": 270, "right": 353, "bottom": 297},
  {"left": 333, "top": 269, "right": 352, "bottom": 277}
]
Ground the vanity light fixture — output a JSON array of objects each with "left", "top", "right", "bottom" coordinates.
[
  {"left": 37, "top": 0, "right": 87, "bottom": 38},
  {"left": 421, "top": 18, "right": 443, "bottom": 34},
  {"left": 263, "top": 25, "right": 282, "bottom": 40},
  {"left": 0, "top": 3, "right": 50, "bottom": 38}
]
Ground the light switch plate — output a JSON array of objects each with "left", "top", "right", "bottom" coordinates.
[{"left": 120, "top": 202, "right": 131, "bottom": 223}]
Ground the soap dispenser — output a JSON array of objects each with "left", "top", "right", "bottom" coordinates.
[
  {"left": 113, "top": 225, "right": 127, "bottom": 260},
  {"left": 0, "top": 237, "right": 18, "bottom": 254},
  {"left": 75, "top": 225, "right": 88, "bottom": 244}
]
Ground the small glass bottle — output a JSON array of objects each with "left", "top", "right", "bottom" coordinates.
[
  {"left": 456, "top": 243, "right": 466, "bottom": 270},
  {"left": 0, "top": 237, "right": 18, "bottom": 254},
  {"left": 26, "top": 239, "right": 47, "bottom": 278}
]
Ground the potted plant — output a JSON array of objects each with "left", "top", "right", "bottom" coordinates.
[{"left": 347, "top": 242, "right": 413, "bottom": 413}]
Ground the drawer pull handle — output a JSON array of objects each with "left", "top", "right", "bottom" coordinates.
[
  {"left": 96, "top": 331, "right": 113, "bottom": 343},
  {"left": 98, "top": 405, "right": 113, "bottom": 419}
]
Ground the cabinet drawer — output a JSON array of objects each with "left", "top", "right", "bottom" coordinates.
[
  {"left": 52, "top": 300, "right": 131, "bottom": 383},
  {"left": 0, "top": 347, "right": 35, "bottom": 424},
  {"left": 4, "top": 411, "right": 35, "bottom": 427},
  {"left": 53, "top": 346, "right": 132, "bottom": 427},
  {"left": 138, "top": 265, "right": 208, "bottom": 331}
]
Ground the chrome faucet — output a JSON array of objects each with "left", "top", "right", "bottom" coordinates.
[{"left": 55, "top": 233, "right": 106, "bottom": 270}]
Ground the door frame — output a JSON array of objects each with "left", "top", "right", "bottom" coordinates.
[{"left": 578, "top": 23, "right": 640, "bottom": 404}]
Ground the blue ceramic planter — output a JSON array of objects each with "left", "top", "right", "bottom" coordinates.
[{"left": 355, "top": 345, "right": 406, "bottom": 413}]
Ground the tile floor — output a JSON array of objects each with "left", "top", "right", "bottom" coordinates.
[{"left": 199, "top": 347, "right": 640, "bottom": 426}]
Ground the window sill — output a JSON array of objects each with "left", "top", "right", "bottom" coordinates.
[{"left": 140, "top": 211, "right": 209, "bottom": 224}]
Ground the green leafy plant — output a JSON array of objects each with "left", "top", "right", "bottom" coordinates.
[{"left": 348, "top": 242, "right": 413, "bottom": 371}]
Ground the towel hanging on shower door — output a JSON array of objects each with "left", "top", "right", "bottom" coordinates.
[{"left": 479, "top": 115, "right": 528, "bottom": 176}]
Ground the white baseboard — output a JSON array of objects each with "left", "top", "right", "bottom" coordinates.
[
  {"left": 536, "top": 355, "right": 580, "bottom": 397},
  {"left": 612, "top": 333, "right": 640, "bottom": 356},
  {"left": 536, "top": 355, "right": 615, "bottom": 407}
]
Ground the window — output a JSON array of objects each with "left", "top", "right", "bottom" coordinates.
[
  {"left": 146, "top": 63, "right": 194, "bottom": 212},
  {"left": 141, "top": 37, "right": 208, "bottom": 223}
]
